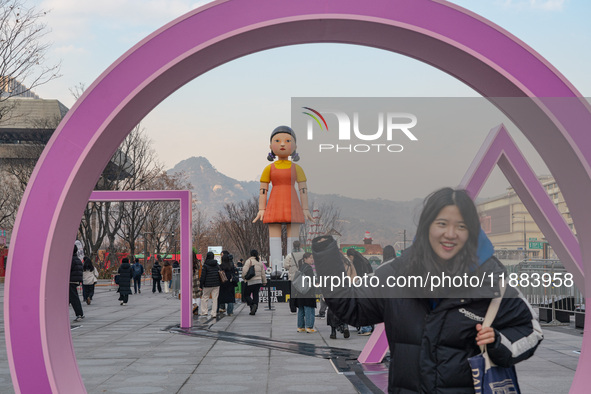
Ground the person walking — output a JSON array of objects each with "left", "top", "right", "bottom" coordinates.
[
  {"left": 151, "top": 260, "right": 162, "bottom": 293},
  {"left": 193, "top": 257, "right": 202, "bottom": 315},
  {"left": 312, "top": 187, "right": 543, "bottom": 393},
  {"left": 217, "top": 253, "right": 238, "bottom": 316},
  {"left": 82, "top": 256, "right": 99, "bottom": 305},
  {"left": 346, "top": 248, "right": 374, "bottom": 336},
  {"left": 283, "top": 240, "right": 305, "bottom": 313},
  {"left": 132, "top": 258, "right": 144, "bottom": 294},
  {"left": 242, "top": 249, "right": 267, "bottom": 315},
  {"left": 199, "top": 251, "right": 221, "bottom": 318},
  {"left": 117, "top": 257, "right": 133, "bottom": 305},
  {"left": 295, "top": 252, "right": 317, "bottom": 333},
  {"left": 161, "top": 261, "right": 172, "bottom": 293},
  {"left": 70, "top": 244, "right": 85, "bottom": 322}
]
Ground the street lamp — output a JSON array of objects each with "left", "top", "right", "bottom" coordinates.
[
  {"left": 512, "top": 214, "right": 527, "bottom": 259},
  {"left": 142, "top": 232, "right": 153, "bottom": 266},
  {"left": 171, "top": 231, "right": 178, "bottom": 261}
]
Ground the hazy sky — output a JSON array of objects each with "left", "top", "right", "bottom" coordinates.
[{"left": 28, "top": 0, "right": 591, "bottom": 200}]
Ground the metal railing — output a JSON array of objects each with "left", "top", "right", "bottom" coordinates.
[{"left": 507, "top": 259, "right": 583, "bottom": 325}]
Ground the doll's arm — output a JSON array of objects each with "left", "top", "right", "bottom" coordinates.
[
  {"left": 298, "top": 181, "right": 314, "bottom": 222},
  {"left": 252, "top": 182, "right": 269, "bottom": 223}
]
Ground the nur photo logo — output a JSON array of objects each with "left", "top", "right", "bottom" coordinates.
[{"left": 301, "top": 106, "right": 418, "bottom": 153}]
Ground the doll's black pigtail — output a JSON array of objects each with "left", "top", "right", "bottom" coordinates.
[
  {"left": 267, "top": 151, "right": 276, "bottom": 161},
  {"left": 291, "top": 151, "right": 300, "bottom": 162}
]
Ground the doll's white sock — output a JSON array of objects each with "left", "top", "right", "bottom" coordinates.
[{"left": 269, "top": 237, "right": 282, "bottom": 266}]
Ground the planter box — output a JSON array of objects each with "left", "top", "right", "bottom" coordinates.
[
  {"left": 575, "top": 312, "right": 585, "bottom": 329},
  {"left": 539, "top": 307, "right": 571, "bottom": 323}
]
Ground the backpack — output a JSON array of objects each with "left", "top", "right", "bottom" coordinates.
[{"left": 133, "top": 263, "right": 142, "bottom": 277}]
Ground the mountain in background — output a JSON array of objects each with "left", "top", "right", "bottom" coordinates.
[
  {"left": 167, "top": 156, "right": 259, "bottom": 214},
  {"left": 168, "top": 156, "right": 420, "bottom": 246}
]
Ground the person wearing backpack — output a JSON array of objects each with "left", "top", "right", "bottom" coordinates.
[
  {"left": 242, "top": 249, "right": 267, "bottom": 315},
  {"left": 132, "top": 258, "right": 145, "bottom": 294},
  {"left": 151, "top": 260, "right": 162, "bottom": 293}
]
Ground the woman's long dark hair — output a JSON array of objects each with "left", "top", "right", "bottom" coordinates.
[
  {"left": 250, "top": 249, "right": 260, "bottom": 262},
  {"left": 409, "top": 188, "right": 480, "bottom": 277},
  {"left": 382, "top": 245, "right": 396, "bottom": 263},
  {"left": 347, "top": 248, "right": 372, "bottom": 275},
  {"left": 220, "top": 253, "right": 234, "bottom": 271},
  {"left": 83, "top": 256, "right": 94, "bottom": 271}
]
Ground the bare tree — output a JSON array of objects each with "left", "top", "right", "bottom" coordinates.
[
  {"left": 141, "top": 171, "right": 192, "bottom": 268},
  {"left": 0, "top": 0, "right": 60, "bottom": 122},
  {"left": 113, "top": 126, "right": 163, "bottom": 258},
  {"left": 0, "top": 170, "right": 20, "bottom": 229},
  {"left": 77, "top": 124, "right": 163, "bottom": 266},
  {"left": 300, "top": 200, "right": 343, "bottom": 246},
  {"left": 213, "top": 196, "right": 269, "bottom": 260},
  {"left": 192, "top": 206, "right": 210, "bottom": 256}
]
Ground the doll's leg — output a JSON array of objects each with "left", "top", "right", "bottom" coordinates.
[
  {"left": 268, "top": 223, "right": 282, "bottom": 266},
  {"left": 286, "top": 224, "right": 300, "bottom": 255}
]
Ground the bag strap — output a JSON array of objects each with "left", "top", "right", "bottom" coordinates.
[
  {"left": 482, "top": 283, "right": 505, "bottom": 328},
  {"left": 480, "top": 281, "right": 507, "bottom": 368}
]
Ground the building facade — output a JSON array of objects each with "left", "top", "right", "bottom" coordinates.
[{"left": 477, "top": 175, "right": 575, "bottom": 263}]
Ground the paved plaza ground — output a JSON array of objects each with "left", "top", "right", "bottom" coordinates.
[{"left": 0, "top": 280, "right": 583, "bottom": 393}]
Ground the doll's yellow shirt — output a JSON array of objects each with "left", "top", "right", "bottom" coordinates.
[{"left": 260, "top": 160, "right": 307, "bottom": 183}]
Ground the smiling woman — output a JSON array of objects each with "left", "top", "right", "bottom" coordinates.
[{"left": 312, "top": 187, "right": 544, "bottom": 393}]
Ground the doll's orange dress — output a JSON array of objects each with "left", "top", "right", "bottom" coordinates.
[{"left": 262, "top": 162, "right": 305, "bottom": 224}]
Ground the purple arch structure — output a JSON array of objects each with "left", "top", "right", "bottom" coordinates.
[
  {"left": 4, "top": 0, "right": 591, "bottom": 392},
  {"left": 88, "top": 190, "right": 194, "bottom": 329}
]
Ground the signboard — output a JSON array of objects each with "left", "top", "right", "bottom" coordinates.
[
  {"left": 342, "top": 246, "right": 366, "bottom": 254},
  {"left": 208, "top": 246, "right": 222, "bottom": 254},
  {"left": 208, "top": 246, "right": 223, "bottom": 262},
  {"left": 257, "top": 280, "right": 290, "bottom": 303},
  {"left": 529, "top": 237, "right": 537, "bottom": 241},
  {"left": 529, "top": 241, "right": 545, "bottom": 250}
]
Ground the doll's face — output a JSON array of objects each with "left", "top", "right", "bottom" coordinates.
[{"left": 270, "top": 132, "right": 296, "bottom": 159}]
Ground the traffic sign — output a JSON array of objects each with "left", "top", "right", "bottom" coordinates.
[{"left": 529, "top": 241, "right": 544, "bottom": 249}]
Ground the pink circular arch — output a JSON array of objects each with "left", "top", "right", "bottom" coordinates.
[{"left": 5, "top": 0, "right": 591, "bottom": 392}]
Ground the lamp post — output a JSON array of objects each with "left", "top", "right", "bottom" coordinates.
[
  {"left": 512, "top": 214, "right": 527, "bottom": 259},
  {"left": 142, "top": 232, "right": 153, "bottom": 267},
  {"left": 171, "top": 231, "right": 178, "bottom": 261}
]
